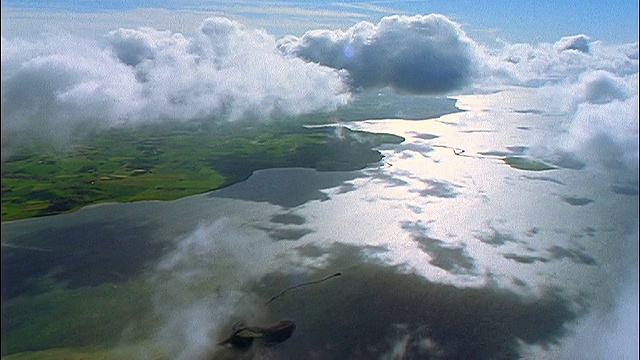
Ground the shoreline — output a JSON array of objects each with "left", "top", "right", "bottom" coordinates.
[{"left": 1, "top": 125, "right": 405, "bottom": 223}]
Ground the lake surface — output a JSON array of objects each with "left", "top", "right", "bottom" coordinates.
[{"left": 2, "top": 89, "right": 638, "bottom": 359}]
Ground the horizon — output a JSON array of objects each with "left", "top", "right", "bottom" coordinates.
[{"left": 2, "top": 0, "right": 639, "bottom": 44}]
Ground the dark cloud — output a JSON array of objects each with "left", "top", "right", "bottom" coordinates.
[
  {"left": 474, "top": 227, "right": 520, "bottom": 247},
  {"left": 278, "top": 14, "right": 480, "bottom": 94},
  {"left": 547, "top": 246, "right": 597, "bottom": 266},
  {"left": 270, "top": 214, "right": 307, "bottom": 225},
  {"left": 412, "top": 178, "right": 460, "bottom": 198},
  {"left": 560, "top": 196, "right": 594, "bottom": 206},
  {"left": 503, "top": 253, "right": 550, "bottom": 264}
]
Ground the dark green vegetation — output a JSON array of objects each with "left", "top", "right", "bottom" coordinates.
[
  {"left": 1, "top": 121, "right": 403, "bottom": 222},
  {"left": 503, "top": 156, "right": 556, "bottom": 171}
]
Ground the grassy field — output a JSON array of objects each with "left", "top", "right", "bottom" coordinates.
[{"left": 1, "top": 120, "right": 403, "bottom": 222}]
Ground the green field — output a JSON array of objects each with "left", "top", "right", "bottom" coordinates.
[{"left": 1, "top": 120, "right": 403, "bottom": 222}]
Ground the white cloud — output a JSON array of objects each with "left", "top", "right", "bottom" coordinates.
[
  {"left": 554, "top": 34, "right": 591, "bottom": 53},
  {"left": 553, "top": 71, "right": 639, "bottom": 175},
  {"left": 277, "top": 14, "right": 481, "bottom": 94},
  {"left": 152, "top": 219, "right": 277, "bottom": 359},
  {"left": 1, "top": 16, "right": 349, "bottom": 158},
  {"left": 3, "top": 13, "right": 639, "bottom": 167},
  {"left": 512, "top": 69, "right": 639, "bottom": 182},
  {"left": 560, "top": 92, "right": 639, "bottom": 174},
  {"left": 579, "top": 70, "right": 633, "bottom": 104},
  {"left": 481, "top": 37, "right": 639, "bottom": 87},
  {"left": 475, "top": 42, "right": 638, "bottom": 359}
]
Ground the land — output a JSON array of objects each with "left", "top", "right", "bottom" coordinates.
[
  {"left": 503, "top": 156, "right": 556, "bottom": 171},
  {"left": 1, "top": 120, "right": 403, "bottom": 222}
]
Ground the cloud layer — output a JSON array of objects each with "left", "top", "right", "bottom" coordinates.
[
  {"left": 1, "top": 17, "right": 349, "bottom": 157},
  {"left": 476, "top": 35, "right": 638, "bottom": 177},
  {"left": 277, "top": 14, "right": 480, "bottom": 94},
  {"left": 152, "top": 219, "right": 277, "bottom": 359},
  {"left": 2, "top": 13, "right": 639, "bottom": 165},
  {"left": 482, "top": 37, "right": 639, "bottom": 86},
  {"left": 518, "top": 70, "right": 640, "bottom": 178}
]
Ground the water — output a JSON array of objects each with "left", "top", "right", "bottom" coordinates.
[{"left": 2, "top": 89, "right": 638, "bottom": 359}]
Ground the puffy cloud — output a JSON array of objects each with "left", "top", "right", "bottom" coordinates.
[
  {"left": 564, "top": 71, "right": 639, "bottom": 174},
  {"left": 152, "top": 219, "right": 271, "bottom": 359},
  {"left": 277, "top": 14, "right": 481, "bottom": 94},
  {"left": 1, "top": 34, "right": 140, "bottom": 154},
  {"left": 1, "top": 17, "right": 349, "bottom": 158},
  {"left": 560, "top": 92, "right": 639, "bottom": 174},
  {"left": 579, "top": 70, "right": 633, "bottom": 104},
  {"left": 554, "top": 34, "right": 591, "bottom": 53},
  {"left": 525, "top": 70, "right": 639, "bottom": 177},
  {"left": 3, "top": 13, "right": 639, "bottom": 166}
]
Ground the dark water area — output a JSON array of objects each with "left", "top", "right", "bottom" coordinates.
[
  {"left": 0, "top": 168, "right": 374, "bottom": 356},
  {"left": 243, "top": 244, "right": 578, "bottom": 359},
  {"left": 210, "top": 168, "right": 362, "bottom": 208},
  {"left": 334, "top": 89, "right": 463, "bottom": 121},
  {"left": 291, "top": 89, "right": 462, "bottom": 124},
  {"left": 1, "top": 220, "right": 165, "bottom": 299},
  {"left": 1, "top": 168, "right": 361, "bottom": 299}
]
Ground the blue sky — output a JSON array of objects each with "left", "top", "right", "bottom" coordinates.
[{"left": 2, "top": 0, "right": 639, "bottom": 44}]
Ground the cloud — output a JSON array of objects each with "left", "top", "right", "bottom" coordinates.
[
  {"left": 579, "top": 70, "right": 633, "bottom": 104},
  {"left": 558, "top": 230, "right": 639, "bottom": 360},
  {"left": 3, "top": 13, "right": 639, "bottom": 165},
  {"left": 151, "top": 219, "right": 277, "bottom": 359},
  {"left": 550, "top": 71, "right": 639, "bottom": 176},
  {"left": 277, "top": 14, "right": 480, "bottom": 94},
  {"left": 477, "top": 44, "right": 639, "bottom": 359},
  {"left": 561, "top": 93, "right": 639, "bottom": 174},
  {"left": 516, "top": 69, "right": 638, "bottom": 178},
  {"left": 554, "top": 34, "right": 591, "bottom": 53},
  {"left": 1, "top": 16, "right": 349, "bottom": 158},
  {"left": 481, "top": 37, "right": 639, "bottom": 87},
  {"left": 465, "top": 53, "right": 638, "bottom": 175}
]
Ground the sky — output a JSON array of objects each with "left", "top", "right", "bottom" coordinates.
[{"left": 1, "top": 0, "right": 639, "bottom": 44}]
